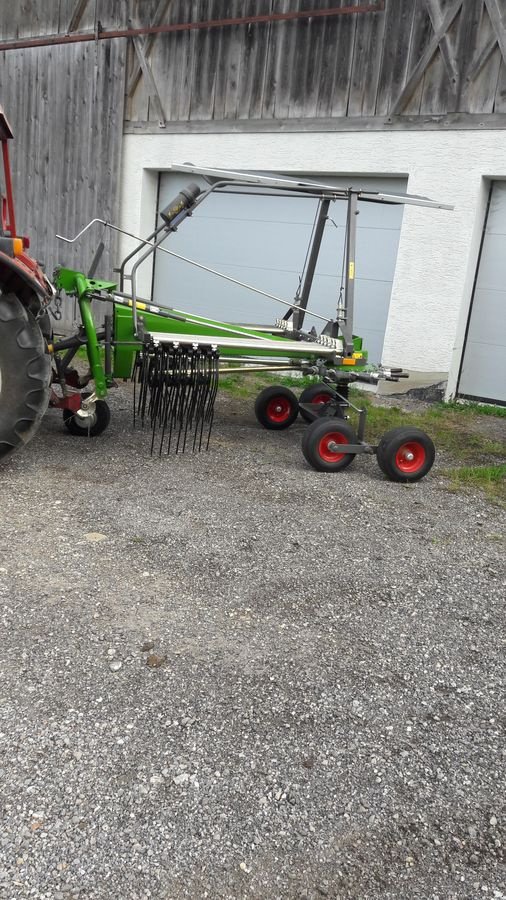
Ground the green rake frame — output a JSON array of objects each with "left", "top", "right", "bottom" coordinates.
[{"left": 50, "top": 166, "right": 452, "bottom": 481}]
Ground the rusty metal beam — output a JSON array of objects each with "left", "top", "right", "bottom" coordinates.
[{"left": 0, "top": 3, "right": 385, "bottom": 52}]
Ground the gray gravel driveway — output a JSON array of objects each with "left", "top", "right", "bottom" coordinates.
[{"left": 0, "top": 386, "right": 505, "bottom": 899}]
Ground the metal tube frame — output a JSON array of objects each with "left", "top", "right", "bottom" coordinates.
[
  {"left": 289, "top": 196, "right": 331, "bottom": 332},
  {"left": 122, "top": 179, "right": 352, "bottom": 340},
  {"left": 340, "top": 191, "right": 358, "bottom": 356}
]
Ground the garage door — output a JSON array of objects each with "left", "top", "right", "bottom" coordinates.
[
  {"left": 458, "top": 182, "right": 506, "bottom": 405},
  {"left": 153, "top": 172, "right": 407, "bottom": 364}
]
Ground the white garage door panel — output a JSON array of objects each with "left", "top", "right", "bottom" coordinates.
[
  {"left": 162, "top": 261, "right": 308, "bottom": 324},
  {"left": 483, "top": 189, "right": 506, "bottom": 232},
  {"left": 458, "top": 182, "right": 506, "bottom": 404},
  {"left": 176, "top": 217, "right": 314, "bottom": 273},
  {"left": 462, "top": 288, "right": 506, "bottom": 344},
  {"left": 474, "top": 235, "right": 506, "bottom": 290},
  {"left": 459, "top": 341, "right": 505, "bottom": 402},
  {"left": 153, "top": 173, "right": 407, "bottom": 364}
]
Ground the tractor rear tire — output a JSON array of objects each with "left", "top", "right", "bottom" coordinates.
[{"left": 0, "top": 293, "right": 50, "bottom": 462}]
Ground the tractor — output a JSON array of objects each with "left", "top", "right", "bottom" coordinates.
[{"left": 0, "top": 106, "right": 53, "bottom": 461}]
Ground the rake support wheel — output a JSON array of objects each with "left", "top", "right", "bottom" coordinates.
[
  {"left": 302, "top": 418, "right": 357, "bottom": 472},
  {"left": 63, "top": 394, "right": 111, "bottom": 437},
  {"left": 299, "top": 383, "right": 343, "bottom": 423},
  {"left": 254, "top": 385, "right": 299, "bottom": 430},
  {"left": 376, "top": 426, "right": 435, "bottom": 483},
  {"left": 0, "top": 293, "right": 50, "bottom": 462}
]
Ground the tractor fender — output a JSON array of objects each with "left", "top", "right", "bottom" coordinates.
[
  {"left": 0, "top": 251, "right": 52, "bottom": 317},
  {"left": 0, "top": 253, "right": 54, "bottom": 339}
]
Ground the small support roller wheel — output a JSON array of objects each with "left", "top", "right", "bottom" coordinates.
[
  {"left": 299, "top": 383, "right": 343, "bottom": 423},
  {"left": 376, "top": 426, "right": 435, "bottom": 483},
  {"left": 302, "top": 418, "right": 357, "bottom": 472},
  {"left": 254, "top": 385, "right": 299, "bottom": 430},
  {"left": 63, "top": 394, "right": 111, "bottom": 437}
]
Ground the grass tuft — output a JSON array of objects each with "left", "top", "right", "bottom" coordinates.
[
  {"left": 442, "top": 464, "right": 506, "bottom": 503},
  {"left": 435, "top": 399, "right": 506, "bottom": 418}
]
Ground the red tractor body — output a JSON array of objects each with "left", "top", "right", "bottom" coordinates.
[{"left": 0, "top": 105, "right": 53, "bottom": 313}]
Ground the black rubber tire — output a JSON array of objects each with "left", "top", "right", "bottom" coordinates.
[
  {"left": 254, "top": 385, "right": 299, "bottom": 430},
  {"left": 302, "top": 418, "right": 357, "bottom": 473},
  {"left": 299, "top": 383, "right": 343, "bottom": 423},
  {"left": 0, "top": 293, "right": 50, "bottom": 462},
  {"left": 63, "top": 394, "right": 111, "bottom": 437},
  {"left": 376, "top": 426, "right": 435, "bottom": 483}
]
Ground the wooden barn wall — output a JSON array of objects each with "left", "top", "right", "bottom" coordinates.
[
  {"left": 0, "top": 0, "right": 505, "bottom": 331},
  {"left": 0, "top": 1, "right": 127, "bottom": 330},
  {"left": 125, "top": 0, "right": 506, "bottom": 129}
]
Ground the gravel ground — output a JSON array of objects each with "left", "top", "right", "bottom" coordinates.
[{"left": 0, "top": 384, "right": 505, "bottom": 900}]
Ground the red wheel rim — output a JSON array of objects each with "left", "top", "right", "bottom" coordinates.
[
  {"left": 318, "top": 431, "right": 348, "bottom": 463},
  {"left": 266, "top": 396, "right": 293, "bottom": 423},
  {"left": 395, "top": 441, "right": 426, "bottom": 473},
  {"left": 311, "top": 392, "right": 332, "bottom": 406}
]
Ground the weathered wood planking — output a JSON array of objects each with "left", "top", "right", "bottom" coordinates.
[
  {"left": 1, "top": 0, "right": 505, "bottom": 339},
  {"left": 271, "top": 0, "right": 299, "bottom": 119},
  {"left": 376, "top": 0, "right": 417, "bottom": 115},
  {"left": 122, "top": 0, "right": 506, "bottom": 124},
  {"left": 466, "top": 2, "right": 503, "bottom": 114},
  {"left": 0, "top": 4, "right": 126, "bottom": 330},
  {"left": 238, "top": 0, "right": 273, "bottom": 121},
  {"left": 494, "top": 44, "right": 506, "bottom": 110},
  {"left": 328, "top": 3, "right": 359, "bottom": 117},
  {"left": 189, "top": 0, "right": 221, "bottom": 121}
]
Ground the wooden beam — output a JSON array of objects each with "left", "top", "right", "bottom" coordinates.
[
  {"left": 466, "top": 34, "right": 499, "bottom": 83},
  {"left": 123, "top": 112, "right": 506, "bottom": 134},
  {"left": 391, "top": 0, "right": 463, "bottom": 115},
  {"left": 126, "top": 0, "right": 173, "bottom": 100},
  {"left": 130, "top": 33, "right": 167, "bottom": 127},
  {"left": 423, "top": 0, "right": 459, "bottom": 91},
  {"left": 67, "top": 0, "right": 90, "bottom": 34},
  {"left": 483, "top": 0, "right": 506, "bottom": 66}
]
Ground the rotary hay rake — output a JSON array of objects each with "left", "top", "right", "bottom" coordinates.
[{"left": 49, "top": 165, "right": 452, "bottom": 482}]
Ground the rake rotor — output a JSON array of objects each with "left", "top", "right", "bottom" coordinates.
[{"left": 134, "top": 342, "right": 220, "bottom": 455}]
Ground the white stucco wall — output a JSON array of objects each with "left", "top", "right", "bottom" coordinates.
[{"left": 118, "top": 129, "right": 506, "bottom": 396}]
